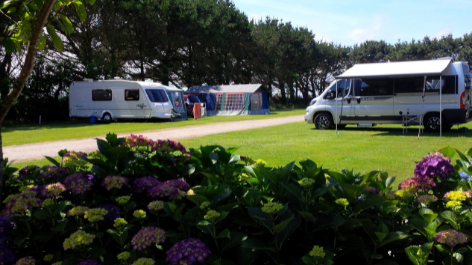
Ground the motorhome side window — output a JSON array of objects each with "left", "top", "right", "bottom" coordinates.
[
  {"left": 424, "top": 75, "right": 457, "bottom": 94},
  {"left": 354, "top": 78, "right": 393, "bottom": 96},
  {"left": 92, "top": 89, "right": 112, "bottom": 101},
  {"left": 125, "top": 89, "right": 139, "bottom": 100},
  {"left": 145, "top": 89, "right": 169, "bottom": 103},
  {"left": 325, "top": 80, "right": 351, "bottom": 99}
]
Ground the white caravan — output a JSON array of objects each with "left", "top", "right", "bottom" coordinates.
[
  {"left": 305, "top": 59, "right": 472, "bottom": 131},
  {"left": 69, "top": 79, "right": 185, "bottom": 122}
]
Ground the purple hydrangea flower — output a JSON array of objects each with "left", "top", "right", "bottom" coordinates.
[
  {"left": 0, "top": 215, "right": 15, "bottom": 263},
  {"left": 435, "top": 229, "right": 468, "bottom": 247},
  {"left": 2, "top": 192, "right": 42, "bottom": 215},
  {"left": 148, "top": 179, "right": 189, "bottom": 199},
  {"left": 151, "top": 139, "right": 187, "bottom": 153},
  {"left": 166, "top": 238, "right": 211, "bottom": 264},
  {"left": 414, "top": 152, "right": 454, "bottom": 180},
  {"left": 364, "top": 186, "right": 379, "bottom": 194},
  {"left": 40, "top": 165, "right": 69, "bottom": 181},
  {"left": 64, "top": 173, "right": 94, "bottom": 195},
  {"left": 133, "top": 177, "right": 161, "bottom": 193},
  {"left": 101, "top": 176, "right": 129, "bottom": 190},
  {"left": 398, "top": 177, "right": 436, "bottom": 192},
  {"left": 77, "top": 259, "right": 101, "bottom": 265},
  {"left": 27, "top": 186, "right": 47, "bottom": 199},
  {"left": 19, "top": 166, "right": 40, "bottom": 178},
  {"left": 97, "top": 204, "right": 121, "bottom": 224},
  {"left": 131, "top": 227, "right": 166, "bottom": 251}
]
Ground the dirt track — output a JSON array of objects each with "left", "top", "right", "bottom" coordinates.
[{"left": 6, "top": 115, "right": 303, "bottom": 162}]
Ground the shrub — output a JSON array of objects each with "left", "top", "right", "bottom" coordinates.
[{"left": 2, "top": 134, "right": 472, "bottom": 265}]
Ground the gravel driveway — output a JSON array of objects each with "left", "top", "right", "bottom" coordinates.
[{"left": 6, "top": 115, "right": 303, "bottom": 162}]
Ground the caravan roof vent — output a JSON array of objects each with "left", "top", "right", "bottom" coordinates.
[
  {"left": 83, "top": 79, "right": 93, "bottom": 82},
  {"left": 145, "top": 78, "right": 153, "bottom": 83},
  {"left": 114, "top": 77, "right": 121, "bottom": 80}
]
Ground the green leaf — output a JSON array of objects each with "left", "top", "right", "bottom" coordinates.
[
  {"left": 4, "top": 38, "right": 15, "bottom": 53},
  {"left": 86, "top": 0, "right": 96, "bottom": 4},
  {"left": 354, "top": 195, "right": 384, "bottom": 213},
  {"left": 33, "top": 209, "right": 50, "bottom": 220},
  {"left": 44, "top": 156, "right": 60, "bottom": 166},
  {"left": 405, "top": 246, "right": 425, "bottom": 265},
  {"left": 221, "top": 232, "right": 247, "bottom": 253},
  {"left": 51, "top": 220, "right": 68, "bottom": 232},
  {"left": 439, "top": 146, "right": 456, "bottom": 160},
  {"left": 467, "top": 148, "right": 472, "bottom": 158},
  {"left": 298, "top": 211, "right": 316, "bottom": 222},
  {"left": 186, "top": 194, "right": 208, "bottom": 206},
  {"left": 74, "top": 1, "right": 87, "bottom": 23},
  {"left": 46, "top": 25, "right": 63, "bottom": 52},
  {"left": 60, "top": 15, "right": 73, "bottom": 34},
  {"left": 273, "top": 216, "right": 294, "bottom": 234},
  {"left": 379, "top": 232, "right": 409, "bottom": 247},
  {"left": 217, "top": 229, "right": 231, "bottom": 239},
  {"left": 436, "top": 244, "right": 449, "bottom": 253},
  {"left": 385, "top": 177, "right": 396, "bottom": 188},
  {"left": 441, "top": 211, "right": 459, "bottom": 230},
  {"left": 375, "top": 232, "right": 387, "bottom": 242},
  {"left": 228, "top": 155, "right": 240, "bottom": 165},
  {"left": 241, "top": 238, "right": 275, "bottom": 250}
]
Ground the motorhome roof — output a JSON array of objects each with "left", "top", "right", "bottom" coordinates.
[{"left": 335, "top": 59, "right": 454, "bottom": 79}]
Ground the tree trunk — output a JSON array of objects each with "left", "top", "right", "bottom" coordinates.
[
  {"left": 0, "top": 0, "right": 56, "bottom": 202},
  {"left": 280, "top": 82, "right": 286, "bottom": 104}
]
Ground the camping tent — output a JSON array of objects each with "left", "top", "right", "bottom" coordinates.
[
  {"left": 334, "top": 59, "right": 455, "bottom": 136},
  {"left": 186, "top": 84, "right": 270, "bottom": 116}
]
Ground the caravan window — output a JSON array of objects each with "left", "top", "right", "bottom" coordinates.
[
  {"left": 92, "top": 89, "right": 112, "bottom": 101},
  {"left": 125, "top": 89, "right": 139, "bottom": 100},
  {"left": 145, "top": 89, "right": 169, "bottom": 103},
  {"left": 251, "top": 93, "right": 262, "bottom": 111},
  {"left": 354, "top": 78, "right": 393, "bottom": 96}
]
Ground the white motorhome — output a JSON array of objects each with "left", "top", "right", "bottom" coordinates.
[
  {"left": 305, "top": 59, "right": 472, "bottom": 132},
  {"left": 69, "top": 79, "right": 187, "bottom": 122}
]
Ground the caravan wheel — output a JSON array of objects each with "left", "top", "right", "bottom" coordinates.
[{"left": 102, "top": 113, "right": 112, "bottom": 123}]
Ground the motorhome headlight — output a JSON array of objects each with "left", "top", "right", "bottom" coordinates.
[{"left": 309, "top": 99, "right": 316, "bottom": 106}]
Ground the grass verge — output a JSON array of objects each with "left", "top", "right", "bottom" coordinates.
[
  {"left": 12, "top": 121, "right": 472, "bottom": 186},
  {"left": 3, "top": 109, "right": 304, "bottom": 146}
]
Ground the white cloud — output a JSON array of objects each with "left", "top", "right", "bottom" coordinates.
[{"left": 432, "top": 27, "right": 454, "bottom": 39}]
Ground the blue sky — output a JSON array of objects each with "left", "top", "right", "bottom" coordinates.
[{"left": 231, "top": 0, "right": 472, "bottom": 47}]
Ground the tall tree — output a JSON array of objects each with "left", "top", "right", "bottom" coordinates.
[{"left": 0, "top": 0, "right": 94, "bottom": 200}]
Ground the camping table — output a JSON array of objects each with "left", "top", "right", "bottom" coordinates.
[{"left": 402, "top": 114, "right": 423, "bottom": 134}]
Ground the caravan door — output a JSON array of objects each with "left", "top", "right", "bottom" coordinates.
[{"left": 123, "top": 88, "right": 151, "bottom": 118}]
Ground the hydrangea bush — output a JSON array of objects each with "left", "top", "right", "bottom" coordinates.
[{"left": 2, "top": 134, "right": 472, "bottom": 265}]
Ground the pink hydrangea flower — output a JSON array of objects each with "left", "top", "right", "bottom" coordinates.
[
  {"left": 101, "top": 176, "right": 129, "bottom": 190},
  {"left": 435, "top": 229, "right": 468, "bottom": 247}
]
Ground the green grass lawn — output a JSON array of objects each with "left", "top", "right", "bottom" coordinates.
[
  {"left": 3, "top": 109, "right": 304, "bottom": 146},
  {"left": 12, "top": 121, "right": 472, "bottom": 186}
]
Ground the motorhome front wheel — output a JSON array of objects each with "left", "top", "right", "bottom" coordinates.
[{"left": 314, "top": 113, "right": 333, "bottom": 130}]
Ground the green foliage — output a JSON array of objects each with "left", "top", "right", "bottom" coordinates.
[{"left": 4, "top": 133, "right": 472, "bottom": 264}]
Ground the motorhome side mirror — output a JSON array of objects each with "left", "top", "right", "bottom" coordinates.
[{"left": 325, "top": 91, "right": 335, "bottom": 99}]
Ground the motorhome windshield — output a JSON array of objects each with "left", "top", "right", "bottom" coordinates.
[{"left": 145, "top": 89, "right": 169, "bottom": 102}]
